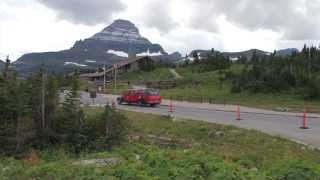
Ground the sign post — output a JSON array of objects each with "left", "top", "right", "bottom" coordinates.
[
  {"left": 103, "top": 63, "right": 106, "bottom": 92},
  {"left": 236, "top": 104, "right": 242, "bottom": 121},
  {"left": 169, "top": 97, "right": 173, "bottom": 113},
  {"left": 114, "top": 64, "right": 117, "bottom": 94},
  {"left": 90, "top": 91, "right": 97, "bottom": 104}
]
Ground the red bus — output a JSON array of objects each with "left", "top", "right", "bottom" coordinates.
[{"left": 117, "top": 89, "right": 161, "bottom": 107}]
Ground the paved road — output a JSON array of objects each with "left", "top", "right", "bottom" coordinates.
[{"left": 79, "top": 92, "right": 320, "bottom": 149}]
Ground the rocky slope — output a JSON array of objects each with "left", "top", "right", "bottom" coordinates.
[
  {"left": 275, "top": 48, "right": 299, "bottom": 57},
  {"left": 189, "top": 48, "right": 299, "bottom": 61},
  {"left": 189, "top": 49, "right": 270, "bottom": 61},
  {"left": 14, "top": 20, "right": 180, "bottom": 75},
  {"left": 72, "top": 20, "right": 168, "bottom": 57}
]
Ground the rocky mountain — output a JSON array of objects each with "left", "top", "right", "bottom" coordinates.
[
  {"left": 72, "top": 20, "right": 168, "bottom": 57},
  {"left": 167, "top": 52, "right": 182, "bottom": 60},
  {"left": 14, "top": 19, "right": 180, "bottom": 75},
  {"left": 189, "top": 48, "right": 299, "bottom": 61},
  {"left": 223, "top": 49, "right": 271, "bottom": 60},
  {"left": 189, "top": 49, "right": 270, "bottom": 61},
  {"left": 275, "top": 48, "right": 299, "bottom": 57}
]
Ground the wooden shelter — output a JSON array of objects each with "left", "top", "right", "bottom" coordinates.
[{"left": 80, "top": 56, "right": 154, "bottom": 83}]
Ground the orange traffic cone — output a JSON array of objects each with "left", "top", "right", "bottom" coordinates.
[{"left": 168, "top": 97, "right": 173, "bottom": 113}]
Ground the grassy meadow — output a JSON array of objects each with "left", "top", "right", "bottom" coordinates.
[{"left": 1, "top": 108, "right": 320, "bottom": 179}]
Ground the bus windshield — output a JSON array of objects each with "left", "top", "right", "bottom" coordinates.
[{"left": 145, "top": 90, "right": 160, "bottom": 96}]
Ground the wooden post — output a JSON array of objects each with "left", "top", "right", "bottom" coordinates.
[
  {"left": 41, "top": 65, "right": 45, "bottom": 129},
  {"left": 114, "top": 64, "right": 117, "bottom": 94},
  {"left": 236, "top": 104, "right": 242, "bottom": 121},
  {"left": 103, "top": 63, "right": 106, "bottom": 91},
  {"left": 300, "top": 106, "right": 309, "bottom": 129},
  {"left": 169, "top": 97, "right": 173, "bottom": 113}
]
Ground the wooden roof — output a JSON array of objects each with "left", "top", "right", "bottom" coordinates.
[
  {"left": 80, "top": 56, "right": 152, "bottom": 78},
  {"left": 116, "top": 56, "right": 152, "bottom": 68}
]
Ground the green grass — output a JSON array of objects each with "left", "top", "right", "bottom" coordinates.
[
  {"left": 85, "top": 64, "right": 320, "bottom": 113},
  {"left": 101, "top": 68, "right": 175, "bottom": 94},
  {"left": 2, "top": 108, "right": 320, "bottom": 179},
  {"left": 119, "top": 68, "right": 175, "bottom": 81},
  {"left": 159, "top": 65, "right": 320, "bottom": 113}
]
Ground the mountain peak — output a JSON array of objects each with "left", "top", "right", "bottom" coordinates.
[
  {"left": 108, "top": 19, "right": 137, "bottom": 29},
  {"left": 90, "top": 19, "right": 149, "bottom": 44},
  {"left": 102, "top": 19, "right": 140, "bottom": 34}
]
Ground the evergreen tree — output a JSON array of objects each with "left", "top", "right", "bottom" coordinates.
[
  {"left": 0, "top": 61, "right": 31, "bottom": 153},
  {"left": 45, "top": 76, "right": 59, "bottom": 128},
  {"left": 193, "top": 51, "right": 200, "bottom": 64},
  {"left": 25, "top": 66, "right": 45, "bottom": 137},
  {"left": 100, "top": 105, "right": 130, "bottom": 149},
  {"left": 228, "top": 45, "right": 320, "bottom": 99},
  {"left": 57, "top": 72, "right": 85, "bottom": 153}
]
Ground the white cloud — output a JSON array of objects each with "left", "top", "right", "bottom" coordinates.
[
  {"left": 185, "top": 0, "right": 320, "bottom": 40},
  {"left": 141, "top": 0, "right": 178, "bottom": 33},
  {"left": 1, "top": 0, "right": 320, "bottom": 61},
  {"left": 0, "top": 0, "right": 104, "bottom": 60},
  {"left": 37, "top": 0, "right": 126, "bottom": 25}
]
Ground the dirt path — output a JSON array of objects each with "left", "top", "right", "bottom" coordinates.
[{"left": 170, "top": 69, "right": 182, "bottom": 79}]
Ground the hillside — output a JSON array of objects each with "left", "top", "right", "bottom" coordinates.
[
  {"left": 189, "top": 48, "right": 299, "bottom": 61},
  {"left": 114, "top": 64, "right": 320, "bottom": 112},
  {"left": 119, "top": 68, "right": 175, "bottom": 81},
  {"left": 189, "top": 49, "right": 269, "bottom": 61},
  {"left": 275, "top": 48, "right": 299, "bottom": 57},
  {"left": 1, "top": 109, "right": 320, "bottom": 179}
]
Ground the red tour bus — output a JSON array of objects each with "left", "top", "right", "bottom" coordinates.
[{"left": 117, "top": 89, "right": 162, "bottom": 107}]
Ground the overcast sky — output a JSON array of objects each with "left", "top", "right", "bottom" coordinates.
[{"left": 1, "top": 0, "right": 320, "bottom": 61}]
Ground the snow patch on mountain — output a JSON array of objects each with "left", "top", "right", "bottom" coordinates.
[
  {"left": 85, "top": 60, "right": 96, "bottom": 63},
  {"left": 182, "top": 56, "right": 195, "bottom": 62},
  {"left": 230, "top": 57, "right": 239, "bottom": 61},
  {"left": 137, "top": 51, "right": 163, "bottom": 57},
  {"left": 107, "top": 49, "right": 129, "bottom": 58},
  {"left": 64, "top": 62, "right": 87, "bottom": 67}
]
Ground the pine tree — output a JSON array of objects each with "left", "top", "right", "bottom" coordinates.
[
  {"left": 26, "top": 66, "right": 45, "bottom": 136},
  {"left": 3, "top": 56, "right": 12, "bottom": 79},
  {"left": 45, "top": 75, "right": 59, "bottom": 131},
  {"left": 57, "top": 72, "right": 85, "bottom": 153},
  {"left": 193, "top": 51, "right": 200, "bottom": 64},
  {"left": 0, "top": 63, "right": 32, "bottom": 153}
]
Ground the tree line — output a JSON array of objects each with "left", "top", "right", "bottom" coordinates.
[
  {"left": 182, "top": 49, "right": 232, "bottom": 72},
  {"left": 228, "top": 45, "right": 320, "bottom": 99},
  {"left": 0, "top": 61, "right": 129, "bottom": 156},
  {"left": 180, "top": 45, "right": 320, "bottom": 99}
]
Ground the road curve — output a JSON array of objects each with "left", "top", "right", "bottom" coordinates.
[{"left": 79, "top": 92, "right": 320, "bottom": 149}]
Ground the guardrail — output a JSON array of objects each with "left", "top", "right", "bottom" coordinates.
[{"left": 169, "top": 96, "right": 228, "bottom": 105}]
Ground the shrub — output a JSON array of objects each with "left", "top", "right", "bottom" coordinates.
[
  {"left": 99, "top": 106, "right": 131, "bottom": 149},
  {"left": 302, "top": 77, "right": 320, "bottom": 99},
  {"left": 138, "top": 58, "right": 156, "bottom": 72},
  {"left": 268, "top": 159, "right": 320, "bottom": 180}
]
